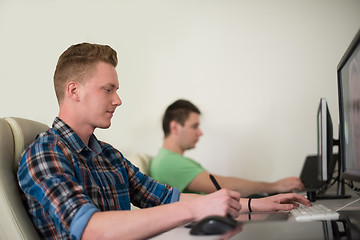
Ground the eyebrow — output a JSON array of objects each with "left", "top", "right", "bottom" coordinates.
[
  {"left": 191, "top": 122, "right": 200, "bottom": 128},
  {"left": 104, "top": 83, "right": 119, "bottom": 90}
]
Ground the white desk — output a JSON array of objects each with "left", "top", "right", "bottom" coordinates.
[{"left": 152, "top": 191, "right": 360, "bottom": 240}]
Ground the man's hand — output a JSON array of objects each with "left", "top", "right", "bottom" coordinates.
[
  {"left": 250, "top": 193, "right": 311, "bottom": 212},
  {"left": 188, "top": 189, "right": 242, "bottom": 221},
  {"left": 271, "top": 177, "right": 305, "bottom": 193}
]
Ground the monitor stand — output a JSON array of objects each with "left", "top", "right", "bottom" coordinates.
[
  {"left": 316, "top": 181, "right": 351, "bottom": 199},
  {"left": 316, "top": 154, "right": 351, "bottom": 199}
]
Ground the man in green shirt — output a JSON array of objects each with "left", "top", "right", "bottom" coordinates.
[
  {"left": 152, "top": 148, "right": 206, "bottom": 194},
  {"left": 150, "top": 99, "right": 305, "bottom": 196}
]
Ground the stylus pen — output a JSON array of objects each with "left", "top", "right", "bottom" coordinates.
[
  {"left": 210, "top": 174, "right": 237, "bottom": 220},
  {"left": 209, "top": 174, "right": 222, "bottom": 190}
]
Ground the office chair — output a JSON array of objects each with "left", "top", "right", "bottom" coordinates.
[
  {"left": 128, "top": 153, "right": 153, "bottom": 176},
  {"left": 0, "top": 117, "right": 49, "bottom": 240}
]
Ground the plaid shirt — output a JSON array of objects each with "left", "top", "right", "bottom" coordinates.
[{"left": 17, "top": 117, "right": 179, "bottom": 240}]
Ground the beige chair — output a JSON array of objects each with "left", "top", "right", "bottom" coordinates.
[
  {"left": 128, "top": 153, "right": 153, "bottom": 176},
  {"left": 0, "top": 117, "right": 49, "bottom": 240}
]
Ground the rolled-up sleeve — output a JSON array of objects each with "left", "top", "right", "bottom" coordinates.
[
  {"left": 69, "top": 203, "right": 100, "bottom": 240},
  {"left": 170, "top": 187, "right": 180, "bottom": 203}
]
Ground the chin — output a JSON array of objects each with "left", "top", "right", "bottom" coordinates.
[
  {"left": 186, "top": 145, "right": 196, "bottom": 150},
  {"left": 98, "top": 121, "right": 112, "bottom": 129},
  {"left": 98, "top": 125, "right": 111, "bottom": 129}
]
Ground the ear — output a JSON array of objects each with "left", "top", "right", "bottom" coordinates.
[
  {"left": 169, "top": 120, "right": 181, "bottom": 135},
  {"left": 66, "top": 81, "right": 80, "bottom": 102}
]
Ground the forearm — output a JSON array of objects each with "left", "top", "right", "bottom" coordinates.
[
  {"left": 186, "top": 172, "right": 273, "bottom": 196},
  {"left": 239, "top": 193, "right": 312, "bottom": 213},
  {"left": 239, "top": 198, "right": 251, "bottom": 213},
  {"left": 82, "top": 201, "right": 194, "bottom": 240},
  {"left": 216, "top": 175, "right": 272, "bottom": 197},
  {"left": 187, "top": 172, "right": 304, "bottom": 196}
]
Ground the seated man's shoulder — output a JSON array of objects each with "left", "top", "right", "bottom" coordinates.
[
  {"left": 151, "top": 149, "right": 200, "bottom": 172},
  {"left": 30, "top": 129, "right": 57, "bottom": 146},
  {"left": 24, "top": 129, "right": 64, "bottom": 157},
  {"left": 152, "top": 149, "right": 180, "bottom": 166}
]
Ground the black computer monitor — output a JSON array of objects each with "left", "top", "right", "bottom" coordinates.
[
  {"left": 314, "top": 98, "right": 349, "bottom": 199},
  {"left": 338, "top": 28, "right": 360, "bottom": 184},
  {"left": 317, "top": 98, "right": 337, "bottom": 184}
]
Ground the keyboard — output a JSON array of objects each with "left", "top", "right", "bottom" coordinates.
[{"left": 290, "top": 203, "right": 339, "bottom": 221}]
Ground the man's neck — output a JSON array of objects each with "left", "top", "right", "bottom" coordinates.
[
  {"left": 58, "top": 112, "right": 94, "bottom": 146},
  {"left": 162, "top": 138, "right": 184, "bottom": 155}
]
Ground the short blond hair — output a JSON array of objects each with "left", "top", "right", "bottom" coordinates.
[{"left": 54, "top": 43, "right": 118, "bottom": 104}]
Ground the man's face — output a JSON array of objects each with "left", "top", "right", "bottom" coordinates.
[
  {"left": 77, "top": 61, "right": 122, "bottom": 130},
  {"left": 177, "top": 112, "right": 203, "bottom": 151}
]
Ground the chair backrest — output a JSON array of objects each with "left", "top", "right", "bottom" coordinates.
[
  {"left": 0, "top": 117, "right": 49, "bottom": 240},
  {"left": 128, "top": 153, "right": 153, "bottom": 176}
]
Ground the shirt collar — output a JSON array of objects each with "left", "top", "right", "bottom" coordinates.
[{"left": 52, "top": 117, "right": 102, "bottom": 155}]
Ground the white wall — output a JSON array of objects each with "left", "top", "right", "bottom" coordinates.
[{"left": 1, "top": 0, "right": 360, "bottom": 182}]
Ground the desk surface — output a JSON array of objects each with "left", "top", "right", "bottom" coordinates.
[{"left": 152, "top": 191, "right": 360, "bottom": 240}]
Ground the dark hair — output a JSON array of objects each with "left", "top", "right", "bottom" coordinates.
[
  {"left": 162, "top": 99, "right": 201, "bottom": 137},
  {"left": 54, "top": 42, "right": 118, "bottom": 104}
]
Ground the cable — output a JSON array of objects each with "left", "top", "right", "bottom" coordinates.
[
  {"left": 344, "top": 179, "right": 360, "bottom": 193},
  {"left": 336, "top": 197, "right": 360, "bottom": 212}
]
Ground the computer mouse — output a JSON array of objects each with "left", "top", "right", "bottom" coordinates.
[{"left": 189, "top": 215, "right": 238, "bottom": 235}]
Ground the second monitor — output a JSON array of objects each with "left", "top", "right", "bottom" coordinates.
[{"left": 316, "top": 98, "right": 350, "bottom": 199}]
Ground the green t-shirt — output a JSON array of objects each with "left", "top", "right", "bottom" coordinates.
[{"left": 150, "top": 148, "right": 205, "bottom": 194}]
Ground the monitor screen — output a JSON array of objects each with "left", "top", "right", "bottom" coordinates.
[{"left": 338, "top": 28, "right": 360, "bottom": 183}]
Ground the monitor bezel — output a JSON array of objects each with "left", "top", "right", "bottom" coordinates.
[
  {"left": 337, "top": 28, "right": 360, "bottom": 183},
  {"left": 317, "top": 98, "right": 329, "bottom": 182}
]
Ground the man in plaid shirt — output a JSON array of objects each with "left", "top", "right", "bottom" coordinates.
[{"left": 17, "top": 43, "right": 311, "bottom": 240}]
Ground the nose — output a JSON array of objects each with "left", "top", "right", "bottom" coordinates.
[
  {"left": 198, "top": 128, "right": 203, "bottom": 136},
  {"left": 113, "top": 93, "right": 122, "bottom": 107}
]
